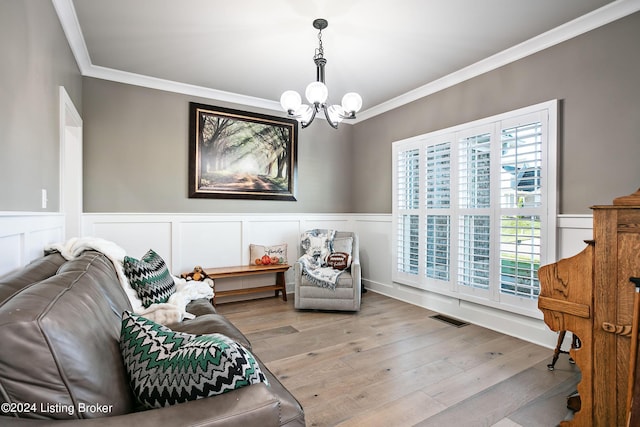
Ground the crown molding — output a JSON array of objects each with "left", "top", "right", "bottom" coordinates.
[
  {"left": 85, "top": 65, "right": 282, "bottom": 112},
  {"left": 53, "top": 0, "right": 640, "bottom": 123},
  {"left": 355, "top": 0, "right": 640, "bottom": 122},
  {"left": 52, "top": 0, "right": 91, "bottom": 73}
]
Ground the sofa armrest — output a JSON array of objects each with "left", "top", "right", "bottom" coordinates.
[{"left": 0, "top": 384, "right": 282, "bottom": 427}]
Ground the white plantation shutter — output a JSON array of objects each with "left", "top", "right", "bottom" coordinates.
[
  {"left": 397, "top": 214, "right": 419, "bottom": 275},
  {"left": 424, "top": 142, "right": 452, "bottom": 282},
  {"left": 499, "top": 119, "right": 544, "bottom": 300},
  {"left": 425, "top": 215, "right": 450, "bottom": 281},
  {"left": 458, "top": 214, "right": 491, "bottom": 290},
  {"left": 458, "top": 133, "right": 491, "bottom": 209},
  {"left": 457, "top": 130, "right": 492, "bottom": 296},
  {"left": 392, "top": 101, "right": 557, "bottom": 318},
  {"left": 394, "top": 147, "right": 420, "bottom": 277},
  {"left": 425, "top": 143, "right": 451, "bottom": 209}
]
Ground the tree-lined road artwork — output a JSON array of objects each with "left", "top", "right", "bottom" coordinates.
[{"left": 197, "top": 113, "right": 292, "bottom": 195}]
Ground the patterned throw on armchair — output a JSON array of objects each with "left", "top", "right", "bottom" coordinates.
[{"left": 294, "top": 229, "right": 361, "bottom": 311}]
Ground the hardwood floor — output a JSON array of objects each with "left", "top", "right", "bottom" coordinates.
[{"left": 216, "top": 291, "right": 580, "bottom": 427}]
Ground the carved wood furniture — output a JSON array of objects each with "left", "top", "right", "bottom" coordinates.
[{"left": 538, "top": 189, "right": 640, "bottom": 426}]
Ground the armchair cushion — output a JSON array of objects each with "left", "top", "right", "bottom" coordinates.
[
  {"left": 331, "top": 236, "right": 353, "bottom": 256},
  {"left": 330, "top": 236, "right": 353, "bottom": 268},
  {"left": 325, "top": 252, "right": 350, "bottom": 270}
]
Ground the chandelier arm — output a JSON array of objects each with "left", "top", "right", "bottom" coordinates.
[
  {"left": 322, "top": 104, "right": 340, "bottom": 129},
  {"left": 301, "top": 104, "right": 319, "bottom": 128}
]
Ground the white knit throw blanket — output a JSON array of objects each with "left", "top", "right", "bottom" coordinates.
[
  {"left": 45, "top": 237, "right": 213, "bottom": 325},
  {"left": 298, "top": 254, "right": 343, "bottom": 291}
]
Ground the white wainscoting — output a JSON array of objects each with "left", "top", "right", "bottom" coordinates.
[
  {"left": 0, "top": 211, "right": 593, "bottom": 348},
  {"left": 82, "top": 213, "right": 369, "bottom": 301},
  {"left": 0, "top": 212, "right": 65, "bottom": 277}
]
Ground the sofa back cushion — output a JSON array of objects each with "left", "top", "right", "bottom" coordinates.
[
  {"left": 0, "top": 251, "right": 135, "bottom": 419},
  {"left": 0, "top": 252, "right": 66, "bottom": 303}
]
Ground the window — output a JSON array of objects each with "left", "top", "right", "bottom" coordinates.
[{"left": 392, "top": 101, "right": 557, "bottom": 317}]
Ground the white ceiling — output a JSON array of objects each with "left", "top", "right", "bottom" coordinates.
[{"left": 54, "top": 0, "right": 640, "bottom": 121}]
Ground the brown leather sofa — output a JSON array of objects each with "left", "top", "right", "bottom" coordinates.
[{"left": 0, "top": 250, "right": 304, "bottom": 426}]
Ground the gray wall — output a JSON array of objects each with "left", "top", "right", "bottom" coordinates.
[
  {"left": 0, "top": 0, "right": 82, "bottom": 212},
  {"left": 352, "top": 11, "right": 640, "bottom": 214},
  {"left": 82, "top": 78, "right": 353, "bottom": 213},
  {"left": 2, "top": 4, "right": 638, "bottom": 216}
]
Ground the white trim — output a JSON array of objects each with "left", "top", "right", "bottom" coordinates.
[
  {"left": 59, "top": 86, "right": 83, "bottom": 239},
  {"left": 557, "top": 214, "right": 594, "bottom": 229},
  {"left": 85, "top": 66, "right": 282, "bottom": 113},
  {"left": 51, "top": 0, "right": 92, "bottom": 73},
  {"left": 357, "top": 0, "right": 640, "bottom": 122},
  {"left": 52, "top": 0, "right": 640, "bottom": 120}
]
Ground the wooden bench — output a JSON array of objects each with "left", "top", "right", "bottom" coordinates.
[{"left": 197, "top": 264, "right": 290, "bottom": 305}]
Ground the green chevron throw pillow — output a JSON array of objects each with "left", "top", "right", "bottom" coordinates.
[
  {"left": 123, "top": 249, "right": 176, "bottom": 308},
  {"left": 120, "top": 311, "right": 268, "bottom": 409}
]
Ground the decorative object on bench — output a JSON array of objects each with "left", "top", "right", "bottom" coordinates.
[
  {"left": 185, "top": 265, "right": 207, "bottom": 281},
  {"left": 294, "top": 229, "right": 361, "bottom": 311},
  {"left": 250, "top": 243, "right": 288, "bottom": 265},
  {"left": 120, "top": 311, "right": 268, "bottom": 409}
]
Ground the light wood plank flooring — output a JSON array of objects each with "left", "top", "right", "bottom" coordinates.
[{"left": 216, "top": 291, "right": 580, "bottom": 427}]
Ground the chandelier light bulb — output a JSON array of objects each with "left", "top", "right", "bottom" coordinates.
[
  {"left": 341, "top": 92, "right": 363, "bottom": 114},
  {"left": 305, "top": 81, "right": 328, "bottom": 104},
  {"left": 280, "top": 90, "right": 302, "bottom": 113},
  {"left": 296, "top": 104, "right": 314, "bottom": 124},
  {"left": 327, "top": 104, "right": 345, "bottom": 124}
]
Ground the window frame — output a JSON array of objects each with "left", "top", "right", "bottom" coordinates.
[{"left": 391, "top": 100, "right": 557, "bottom": 318}]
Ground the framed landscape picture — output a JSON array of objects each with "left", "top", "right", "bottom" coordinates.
[{"left": 188, "top": 102, "right": 298, "bottom": 201}]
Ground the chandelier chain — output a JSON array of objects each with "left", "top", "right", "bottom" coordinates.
[{"left": 314, "top": 28, "right": 324, "bottom": 60}]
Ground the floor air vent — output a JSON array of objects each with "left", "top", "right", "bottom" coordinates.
[{"left": 430, "top": 314, "right": 469, "bottom": 328}]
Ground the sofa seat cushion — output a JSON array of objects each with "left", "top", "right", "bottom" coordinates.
[
  {"left": 120, "top": 312, "right": 268, "bottom": 409},
  {"left": 301, "top": 270, "right": 355, "bottom": 290},
  {"left": 184, "top": 298, "right": 217, "bottom": 316},
  {"left": 167, "top": 312, "right": 251, "bottom": 349}
]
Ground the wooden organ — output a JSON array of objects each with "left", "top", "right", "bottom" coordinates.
[{"left": 538, "top": 189, "right": 640, "bottom": 427}]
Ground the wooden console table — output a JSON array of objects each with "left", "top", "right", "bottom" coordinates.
[{"left": 201, "top": 264, "right": 290, "bottom": 305}]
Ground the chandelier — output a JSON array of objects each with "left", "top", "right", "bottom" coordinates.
[{"left": 280, "top": 18, "right": 362, "bottom": 129}]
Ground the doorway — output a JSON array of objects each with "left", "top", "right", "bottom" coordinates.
[{"left": 59, "top": 86, "right": 83, "bottom": 240}]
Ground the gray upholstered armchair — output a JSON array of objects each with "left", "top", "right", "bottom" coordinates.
[{"left": 294, "top": 230, "right": 361, "bottom": 311}]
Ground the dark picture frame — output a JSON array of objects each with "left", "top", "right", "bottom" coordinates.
[{"left": 188, "top": 102, "right": 298, "bottom": 201}]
